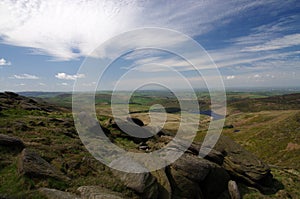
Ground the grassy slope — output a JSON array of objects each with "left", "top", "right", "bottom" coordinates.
[
  {"left": 224, "top": 111, "right": 300, "bottom": 170},
  {"left": 193, "top": 93, "right": 300, "bottom": 198},
  {"left": 0, "top": 103, "right": 136, "bottom": 198},
  {"left": 2, "top": 91, "right": 299, "bottom": 198}
]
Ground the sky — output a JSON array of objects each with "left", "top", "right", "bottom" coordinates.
[{"left": 0, "top": 0, "right": 299, "bottom": 92}]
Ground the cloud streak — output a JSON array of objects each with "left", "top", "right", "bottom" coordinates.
[
  {"left": 12, "top": 74, "right": 39, "bottom": 79},
  {"left": 243, "top": 34, "right": 300, "bottom": 52}
]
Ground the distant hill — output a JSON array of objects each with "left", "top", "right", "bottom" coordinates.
[
  {"left": 18, "top": 91, "right": 69, "bottom": 98},
  {"left": 0, "top": 91, "right": 67, "bottom": 112},
  {"left": 229, "top": 93, "right": 300, "bottom": 112}
]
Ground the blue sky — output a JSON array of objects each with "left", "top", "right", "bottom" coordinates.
[{"left": 0, "top": 0, "right": 299, "bottom": 91}]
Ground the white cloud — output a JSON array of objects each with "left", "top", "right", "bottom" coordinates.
[
  {"left": 0, "top": 58, "right": 11, "bottom": 66},
  {"left": 0, "top": 0, "right": 277, "bottom": 60},
  {"left": 243, "top": 34, "right": 300, "bottom": 52},
  {"left": 55, "top": 72, "right": 85, "bottom": 80},
  {"left": 121, "top": 46, "right": 300, "bottom": 74},
  {"left": 253, "top": 74, "right": 261, "bottom": 78},
  {"left": 13, "top": 73, "right": 39, "bottom": 79},
  {"left": 61, "top": 82, "right": 68, "bottom": 86},
  {"left": 230, "top": 14, "right": 300, "bottom": 46},
  {"left": 226, "top": 75, "right": 235, "bottom": 80}
]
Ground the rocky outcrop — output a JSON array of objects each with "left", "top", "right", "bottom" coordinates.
[
  {"left": 0, "top": 134, "right": 25, "bottom": 151},
  {"left": 111, "top": 134, "right": 275, "bottom": 198},
  {"left": 210, "top": 136, "right": 273, "bottom": 193},
  {"left": 18, "top": 149, "right": 69, "bottom": 181},
  {"left": 108, "top": 151, "right": 230, "bottom": 199}
]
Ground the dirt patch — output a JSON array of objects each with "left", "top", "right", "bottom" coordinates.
[{"left": 286, "top": 142, "right": 300, "bottom": 151}]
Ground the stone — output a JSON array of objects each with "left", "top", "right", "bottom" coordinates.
[
  {"left": 127, "top": 117, "right": 144, "bottom": 126},
  {"left": 38, "top": 188, "right": 80, "bottom": 199},
  {"left": 78, "top": 186, "right": 125, "bottom": 199},
  {"left": 209, "top": 136, "right": 273, "bottom": 191},
  {"left": 0, "top": 134, "right": 25, "bottom": 151},
  {"left": 171, "top": 153, "right": 212, "bottom": 182},
  {"left": 228, "top": 180, "right": 241, "bottom": 199},
  {"left": 20, "top": 103, "right": 41, "bottom": 111},
  {"left": 169, "top": 166, "right": 203, "bottom": 199},
  {"left": 109, "top": 156, "right": 158, "bottom": 199},
  {"left": 18, "top": 149, "right": 69, "bottom": 181},
  {"left": 170, "top": 153, "right": 229, "bottom": 199}
]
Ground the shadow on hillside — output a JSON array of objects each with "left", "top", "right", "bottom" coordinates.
[{"left": 238, "top": 178, "right": 284, "bottom": 197}]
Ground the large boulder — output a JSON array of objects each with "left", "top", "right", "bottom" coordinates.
[
  {"left": 170, "top": 153, "right": 230, "bottom": 199},
  {"left": 109, "top": 157, "right": 158, "bottom": 199},
  {"left": 0, "top": 134, "right": 25, "bottom": 152},
  {"left": 171, "top": 153, "right": 212, "bottom": 183},
  {"left": 78, "top": 186, "right": 125, "bottom": 199},
  {"left": 208, "top": 136, "right": 274, "bottom": 192},
  {"left": 181, "top": 135, "right": 273, "bottom": 193},
  {"left": 18, "top": 149, "right": 69, "bottom": 181}
]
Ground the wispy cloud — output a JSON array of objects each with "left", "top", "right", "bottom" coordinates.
[
  {"left": 0, "top": 0, "right": 281, "bottom": 60},
  {"left": 243, "top": 34, "right": 300, "bottom": 52},
  {"left": 0, "top": 58, "right": 11, "bottom": 66},
  {"left": 12, "top": 74, "right": 39, "bottom": 79},
  {"left": 55, "top": 72, "right": 85, "bottom": 80},
  {"left": 231, "top": 14, "right": 300, "bottom": 46},
  {"left": 118, "top": 8, "right": 300, "bottom": 75}
]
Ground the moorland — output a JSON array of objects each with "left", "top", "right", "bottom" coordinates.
[{"left": 0, "top": 90, "right": 299, "bottom": 198}]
